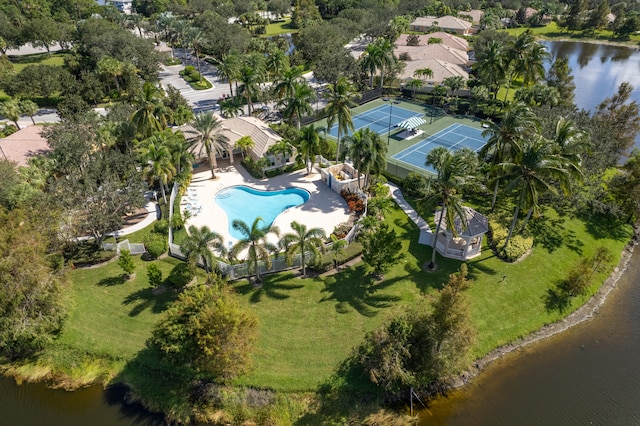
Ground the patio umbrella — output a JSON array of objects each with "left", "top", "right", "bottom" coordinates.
[{"left": 396, "top": 117, "right": 426, "bottom": 129}]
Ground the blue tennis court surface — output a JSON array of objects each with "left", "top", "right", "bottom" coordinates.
[
  {"left": 391, "top": 124, "right": 488, "bottom": 174},
  {"left": 327, "top": 104, "right": 422, "bottom": 138}
]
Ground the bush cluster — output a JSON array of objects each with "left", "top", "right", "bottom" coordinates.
[
  {"left": 179, "top": 66, "right": 203, "bottom": 83},
  {"left": 402, "top": 172, "right": 428, "bottom": 198},
  {"left": 489, "top": 220, "right": 533, "bottom": 262},
  {"left": 340, "top": 189, "right": 365, "bottom": 213}
]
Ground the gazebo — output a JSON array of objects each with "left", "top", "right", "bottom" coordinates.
[{"left": 433, "top": 206, "right": 488, "bottom": 260}]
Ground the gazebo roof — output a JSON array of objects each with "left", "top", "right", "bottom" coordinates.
[{"left": 434, "top": 206, "right": 488, "bottom": 237}]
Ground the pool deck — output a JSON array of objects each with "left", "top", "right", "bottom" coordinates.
[{"left": 183, "top": 165, "right": 352, "bottom": 248}]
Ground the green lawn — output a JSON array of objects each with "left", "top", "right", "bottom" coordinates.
[
  {"left": 36, "top": 187, "right": 631, "bottom": 396},
  {"left": 263, "top": 19, "right": 297, "bottom": 37},
  {"left": 503, "top": 22, "right": 640, "bottom": 45},
  {"left": 10, "top": 52, "right": 66, "bottom": 73}
]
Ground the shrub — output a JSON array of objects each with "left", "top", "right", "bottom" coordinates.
[
  {"left": 489, "top": 220, "right": 533, "bottom": 262},
  {"left": 428, "top": 37, "right": 442, "bottom": 44},
  {"left": 145, "top": 233, "right": 168, "bottom": 259},
  {"left": 147, "top": 263, "right": 163, "bottom": 288},
  {"left": 118, "top": 249, "right": 136, "bottom": 279},
  {"left": 403, "top": 172, "right": 428, "bottom": 198},
  {"left": 166, "top": 263, "right": 194, "bottom": 289},
  {"left": 153, "top": 220, "right": 170, "bottom": 236},
  {"left": 340, "top": 189, "right": 365, "bottom": 213}
]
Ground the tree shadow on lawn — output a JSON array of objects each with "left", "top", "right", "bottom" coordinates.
[
  {"left": 529, "top": 215, "right": 584, "bottom": 254},
  {"left": 123, "top": 286, "right": 177, "bottom": 317},
  {"left": 583, "top": 214, "right": 633, "bottom": 242},
  {"left": 234, "top": 272, "right": 305, "bottom": 303},
  {"left": 543, "top": 280, "right": 572, "bottom": 314},
  {"left": 98, "top": 275, "right": 127, "bottom": 286},
  {"left": 319, "top": 264, "right": 401, "bottom": 317}
]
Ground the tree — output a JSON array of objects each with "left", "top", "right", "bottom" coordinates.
[
  {"left": 414, "top": 67, "right": 434, "bottom": 84},
  {"left": 297, "top": 124, "right": 323, "bottom": 174},
  {"left": 269, "top": 139, "right": 294, "bottom": 172},
  {"left": 498, "top": 137, "right": 571, "bottom": 248},
  {"left": 406, "top": 78, "right": 423, "bottom": 98},
  {"left": 18, "top": 99, "right": 39, "bottom": 125},
  {"left": 279, "top": 81, "right": 316, "bottom": 130},
  {"left": 235, "top": 135, "right": 255, "bottom": 160},
  {"left": 150, "top": 284, "right": 258, "bottom": 381},
  {"left": 588, "top": 0, "right": 610, "bottom": 31},
  {"left": 139, "top": 131, "right": 176, "bottom": 205},
  {"left": 546, "top": 58, "right": 576, "bottom": 107},
  {"left": 230, "top": 217, "right": 280, "bottom": 284},
  {"left": 191, "top": 111, "right": 230, "bottom": 179},
  {"left": 424, "top": 147, "right": 478, "bottom": 269},
  {"left": 347, "top": 128, "right": 386, "bottom": 189},
  {"left": 503, "top": 30, "right": 535, "bottom": 102},
  {"left": 476, "top": 39, "right": 504, "bottom": 98},
  {"left": 185, "top": 26, "right": 204, "bottom": 78},
  {"left": 279, "top": 221, "right": 326, "bottom": 276},
  {"left": 361, "top": 37, "right": 395, "bottom": 89},
  {"left": 265, "top": 47, "right": 290, "bottom": 82},
  {"left": 180, "top": 225, "right": 225, "bottom": 277},
  {"left": 129, "top": 82, "right": 167, "bottom": 139},
  {"left": 272, "top": 65, "right": 304, "bottom": 99},
  {"left": 362, "top": 223, "right": 403, "bottom": 279},
  {"left": 329, "top": 234, "right": 347, "bottom": 269},
  {"left": 238, "top": 62, "right": 263, "bottom": 116},
  {"left": 97, "top": 56, "right": 125, "bottom": 93},
  {"left": 215, "top": 51, "right": 242, "bottom": 97},
  {"left": 443, "top": 76, "right": 465, "bottom": 108},
  {"left": 521, "top": 42, "right": 550, "bottom": 86},
  {"left": 481, "top": 102, "right": 540, "bottom": 210},
  {"left": 291, "top": 0, "right": 322, "bottom": 29},
  {"left": 325, "top": 76, "right": 357, "bottom": 163},
  {"left": 0, "top": 210, "right": 67, "bottom": 360},
  {"left": 565, "top": 0, "right": 587, "bottom": 30},
  {"left": 118, "top": 249, "right": 136, "bottom": 279},
  {"left": 0, "top": 99, "right": 21, "bottom": 129}
]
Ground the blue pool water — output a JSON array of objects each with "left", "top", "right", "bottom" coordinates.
[{"left": 215, "top": 186, "right": 310, "bottom": 240}]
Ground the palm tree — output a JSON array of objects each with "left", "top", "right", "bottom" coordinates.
[
  {"left": 191, "top": 112, "right": 230, "bottom": 179},
  {"left": 270, "top": 139, "right": 294, "bottom": 172},
  {"left": 181, "top": 225, "right": 226, "bottom": 277},
  {"left": 329, "top": 234, "right": 347, "bottom": 269},
  {"left": 324, "top": 76, "right": 357, "bottom": 163},
  {"left": 272, "top": 65, "right": 304, "bottom": 99},
  {"left": 371, "top": 38, "right": 396, "bottom": 89},
  {"left": 443, "top": 76, "right": 465, "bottom": 108},
  {"left": 346, "top": 128, "right": 386, "bottom": 189},
  {"left": 139, "top": 132, "right": 176, "bottom": 205},
  {"left": 481, "top": 102, "right": 540, "bottom": 210},
  {"left": 476, "top": 40, "right": 505, "bottom": 99},
  {"left": 235, "top": 135, "right": 255, "bottom": 160},
  {"left": 185, "top": 26, "right": 204, "bottom": 78},
  {"left": 414, "top": 67, "right": 434, "bottom": 84},
  {"left": 503, "top": 30, "right": 535, "bottom": 102},
  {"left": 18, "top": 99, "right": 39, "bottom": 126},
  {"left": 497, "top": 137, "right": 571, "bottom": 248},
  {"left": 522, "top": 42, "right": 550, "bottom": 86},
  {"left": 279, "top": 81, "right": 316, "bottom": 130},
  {"left": 165, "top": 130, "right": 194, "bottom": 175},
  {"left": 97, "top": 56, "right": 124, "bottom": 92},
  {"left": 130, "top": 82, "right": 167, "bottom": 139},
  {"left": 215, "top": 51, "right": 241, "bottom": 97},
  {"left": 279, "top": 221, "right": 326, "bottom": 277},
  {"left": 219, "top": 98, "right": 244, "bottom": 118},
  {"left": 424, "top": 147, "right": 478, "bottom": 269},
  {"left": 238, "top": 64, "right": 262, "bottom": 116},
  {"left": 230, "top": 217, "right": 280, "bottom": 284},
  {"left": 297, "top": 124, "right": 322, "bottom": 174},
  {"left": 406, "top": 78, "right": 423, "bottom": 98},
  {"left": 552, "top": 117, "right": 586, "bottom": 179},
  {"left": 265, "top": 47, "right": 289, "bottom": 82}
]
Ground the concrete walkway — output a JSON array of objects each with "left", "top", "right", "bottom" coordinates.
[
  {"left": 112, "top": 200, "right": 159, "bottom": 237},
  {"left": 387, "top": 182, "right": 433, "bottom": 245}
]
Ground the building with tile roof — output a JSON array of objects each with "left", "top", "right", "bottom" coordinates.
[
  {"left": 0, "top": 126, "right": 50, "bottom": 167},
  {"left": 410, "top": 16, "right": 473, "bottom": 35}
]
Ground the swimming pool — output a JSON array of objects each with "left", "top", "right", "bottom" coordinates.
[{"left": 215, "top": 185, "right": 310, "bottom": 240}]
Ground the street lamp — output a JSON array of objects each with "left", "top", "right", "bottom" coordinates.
[{"left": 385, "top": 97, "right": 401, "bottom": 146}]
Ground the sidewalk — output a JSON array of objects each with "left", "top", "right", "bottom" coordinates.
[{"left": 387, "top": 182, "right": 432, "bottom": 245}]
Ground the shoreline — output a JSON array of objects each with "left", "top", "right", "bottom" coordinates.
[
  {"left": 453, "top": 228, "right": 638, "bottom": 389},
  {"left": 536, "top": 35, "right": 640, "bottom": 50}
]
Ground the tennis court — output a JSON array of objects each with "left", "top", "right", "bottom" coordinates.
[
  {"left": 327, "top": 104, "right": 422, "bottom": 138},
  {"left": 391, "top": 123, "right": 488, "bottom": 174}
]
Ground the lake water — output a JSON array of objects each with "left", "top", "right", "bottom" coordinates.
[{"left": 2, "top": 40, "right": 640, "bottom": 425}]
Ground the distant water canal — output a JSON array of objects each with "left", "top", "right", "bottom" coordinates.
[{"left": 421, "top": 247, "right": 640, "bottom": 425}]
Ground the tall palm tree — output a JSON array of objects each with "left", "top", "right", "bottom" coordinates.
[
  {"left": 497, "top": 137, "right": 571, "bottom": 248},
  {"left": 329, "top": 234, "right": 347, "bottom": 269},
  {"left": 269, "top": 139, "right": 294, "bottom": 172},
  {"left": 443, "top": 76, "right": 465, "bottom": 108},
  {"left": 165, "top": 130, "right": 194, "bottom": 175},
  {"left": 279, "top": 221, "right": 326, "bottom": 277},
  {"left": 476, "top": 40, "right": 504, "bottom": 99},
  {"left": 503, "top": 30, "right": 535, "bottom": 102},
  {"left": 325, "top": 76, "right": 357, "bottom": 163},
  {"left": 272, "top": 65, "right": 304, "bottom": 99},
  {"left": 191, "top": 112, "right": 229, "bottom": 179},
  {"left": 424, "top": 147, "right": 478, "bottom": 268},
  {"left": 231, "top": 217, "right": 280, "bottom": 284},
  {"left": 279, "top": 81, "right": 316, "bottom": 130},
  {"left": 130, "top": 82, "right": 167, "bottom": 139},
  {"left": 407, "top": 78, "right": 423, "bottom": 98},
  {"left": 552, "top": 117, "right": 586, "bottom": 179},
  {"left": 265, "top": 47, "right": 290, "bottom": 82},
  {"left": 181, "top": 225, "right": 226, "bottom": 277},
  {"left": 0, "top": 99, "right": 21, "bottom": 129},
  {"left": 297, "top": 124, "right": 322, "bottom": 174},
  {"left": 185, "top": 26, "right": 204, "bottom": 78},
  {"left": 138, "top": 132, "right": 176, "bottom": 205},
  {"left": 346, "top": 128, "right": 386, "bottom": 189},
  {"left": 215, "top": 51, "right": 241, "bottom": 97},
  {"left": 522, "top": 42, "right": 550, "bottom": 86},
  {"left": 238, "top": 64, "right": 262, "bottom": 116},
  {"left": 371, "top": 38, "right": 396, "bottom": 89},
  {"left": 481, "top": 102, "right": 540, "bottom": 210},
  {"left": 97, "top": 56, "right": 124, "bottom": 92}
]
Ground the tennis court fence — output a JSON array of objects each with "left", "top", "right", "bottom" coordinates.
[{"left": 386, "top": 158, "right": 432, "bottom": 179}]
